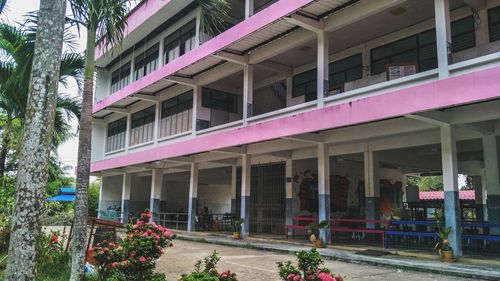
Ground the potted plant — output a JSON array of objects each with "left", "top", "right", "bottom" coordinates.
[
  {"left": 306, "top": 220, "right": 329, "bottom": 248},
  {"left": 232, "top": 219, "right": 244, "bottom": 240},
  {"left": 435, "top": 226, "right": 454, "bottom": 262}
]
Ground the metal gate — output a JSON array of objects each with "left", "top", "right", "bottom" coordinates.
[{"left": 249, "top": 163, "right": 286, "bottom": 235}]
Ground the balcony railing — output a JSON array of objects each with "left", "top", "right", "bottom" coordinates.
[
  {"left": 159, "top": 109, "right": 193, "bottom": 138},
  {"left": 106, "top": 132, "right": 126, "bottom": 153},
  {"left": 130, "top": 122, "right": 154, "bottom": 147}
]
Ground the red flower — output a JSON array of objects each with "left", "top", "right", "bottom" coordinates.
[
  {"left": 50, "top": 234, "right": 59, "bottom": 244},
  {"left": 139, "top": 256, "right": 146, "bottom": 263}
]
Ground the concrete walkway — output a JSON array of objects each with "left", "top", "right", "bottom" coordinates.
[{"left": 174, "top": 231, "right": 500, "bottom": 281}]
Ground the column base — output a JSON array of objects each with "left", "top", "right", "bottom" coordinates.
[
  {"left": 444, "top": 191, "right": 462, "bottom": 257},
  {"left": 488, "top": 195, "right": 500, "bottom": 235},
  {"left": 286, "top": 198, "right": 293, "bottom": 235},
  {"left": 241, "top": 196, "right": 250, "bottom": 237},
  {"left": 122, "top": 199, "right": 129, "bottom": 224},
  {"left": 319, "top": 194, "right": 330, "bottom": 244},
  {"left": 188, "top": 197, "right": 197, "bottom": 232}
]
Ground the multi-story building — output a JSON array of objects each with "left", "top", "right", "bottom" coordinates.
[{"left": 92, "top": 0, "right": 500, "bottom": 257}]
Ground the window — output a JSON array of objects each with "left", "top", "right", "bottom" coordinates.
[
  {"left": 292, "top": 69, "right": 316, "bottom": 101},
  {"left": 107, "top": 117, "right": 127, "bottom": 137},
  {"left": 202, "top": 88, "right": 237, "bottom": 113},
  {"left": 371, "top": 30, "right": 436, "bottom": 75},
  {"left": 488, "top": 6, "right": 500, "bottom": 42},
  {"left": 292, "top": 54, "right": 363, "bottom": 99},
  {"left": 329, "top": 53, "right": 363, "bottom": 91},
  {"left": 131, "top": 106, "right": 156, "bottom": 129},
  {"left": 451, "top": 16, "right": 475, "bottom": 52},
  {"left": 161, "top": 91, "right": 193, "bottom": 118},
  {"left": 164, "top": 20, "right": 196, "bottom": 64},
  {"left": 134, "top": 43, "right": 159, "bottom": 81},
  {"left": 110, "top": 62, "right": 131, "bottom": 93},
  {"left": 370, "top": 16, "right": 475, "bottom": 75}
]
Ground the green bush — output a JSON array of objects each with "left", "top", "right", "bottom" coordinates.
[
  {"left": 276, "top": 249, "right": 344, "bottom": 281},
  {"left": 36, "top": 230, "right": 71, "bottom": 280},
  {"left": 180, "top": 251, "right": 237, "bottom": 281}
]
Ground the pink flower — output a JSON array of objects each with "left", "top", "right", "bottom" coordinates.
[
  {"left": 317, "top": 272, "right": 335, "bottom": 281},
  {"left": 334, "top": 274, "right": 344, "bottom": 281},
  {"left": 139, "top": 256, "right": 146, "bottom": 263},
  {"left": 163, "top": 229, "right": 171, "bottom": 238},
  {"left": 111, "top": 262, "right": 119, "bottom": 268}
]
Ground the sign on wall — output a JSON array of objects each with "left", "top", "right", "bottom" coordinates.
[{"left": 386, "top": 64, "right": 417, "bottom": 81}]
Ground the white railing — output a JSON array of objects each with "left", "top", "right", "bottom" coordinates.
[
  {"left": 159, "top": 109, "right": 192, "bottom": 138},
  {"left": 129, "top": 122, "right": 155, "bottom": 146},
  {"left": 105, "top": 132, "right": 126, "bottom": 153}
]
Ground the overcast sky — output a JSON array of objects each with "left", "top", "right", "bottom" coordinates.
[{"left": 1, "top": 0, "right": 84, "bottom": 175}]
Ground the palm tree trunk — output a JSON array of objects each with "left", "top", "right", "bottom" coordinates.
[
  {"left": 0, "top": 115, "right": 12, "bottom": 181},
  {"left": 4, "top": 0, "right": 66, "bottom": 279},
  {"left": 70, "top": 27, "right": 95, "bottom": 281}
]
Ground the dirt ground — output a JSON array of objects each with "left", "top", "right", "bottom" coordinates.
[{"left": 156, "top": 239, "right": 473, "bottom": 281}]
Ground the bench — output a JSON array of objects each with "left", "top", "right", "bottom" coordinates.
[
  {"left": 385, "top": 220, "right": 438, "bottom": 249},
  {"left": 285, "top": 217, "right": 318, "bottom": 239},
  {"left": 461, "top": 222, "right": 500, "bottom": 247},
  {"left": 331, "top": 218, "right": 388, "bottom": 247}
]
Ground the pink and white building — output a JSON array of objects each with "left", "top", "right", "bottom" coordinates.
[{"left": 92, "top": 0, "right": 500, "bottom": 256}]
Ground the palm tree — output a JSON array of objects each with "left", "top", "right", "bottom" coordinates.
[
  {"left": 4, "top": 0, "right": 67, "bottom": 279},
  {"left": 67, "top": 0, "right": 129, "bottom": 279},
  {"left": 0, "top": 22, "right": 83, "bottom": 180},
  {"left": 66, "top": 0, "right": 231, "bottom": 278}
]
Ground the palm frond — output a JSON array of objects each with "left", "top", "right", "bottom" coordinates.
[
  {"left": 197, "top": 0, "right": 231, "bottom": 36},
  {"left": 59, "top": 52, "right": 85, "bottom": 91}
]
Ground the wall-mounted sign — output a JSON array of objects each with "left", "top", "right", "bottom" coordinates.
[{"left": 386, "top": 64, "right": 417, "bottom": 81}]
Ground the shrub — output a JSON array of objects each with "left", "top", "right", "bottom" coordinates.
[
  {"left": 37, "top": 230, "right": 71, "bottom": 280},
  {"left": 91, "top": 209, "right": 174, "bottom": 281},
  {"left": 277, "top": 249, "right": 344, "bottom": 281},
  {"left": 180, "top": 250, "right": 237, "bottom": 281}
]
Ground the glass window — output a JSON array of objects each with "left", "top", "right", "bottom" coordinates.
[
  {"left": 164, "top": 20, "right": 196, "bottom": 64},
  {"left": 329, "top": 53, "right": 363, "bottom": 91},
  {"left": 451, "top": 16, "right": 475, "bottom": 52},
  {"left": 488, "top": 6, "right": 500, "bottom": 42},
  {"left": 161, "top": 91, "right": 193, "bottom": 118},
  {"left": 292, "top": 69, "right": 316, "bottom": 101},
  {"left": 107, "top": 117, "right": 127, "bottom": 137},
  {"left": 202, "top": 88, "right": 237, "bottom": 113},
  {"left": 134, "top": 43, "right": 159, "bottom": 81},
  {"left": 110, "top": 62, "right": 131, "bottom": 93},
  {"left": 131, "top": 106, "right": 156, "bottom": 129}
]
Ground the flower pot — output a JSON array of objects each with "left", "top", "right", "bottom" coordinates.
[
  {"left": 232, "top": 232, "right": 241, "bottom": 240},
  {"left": 309, "top": 234, "right": 324, "bottom": 248},
  {"left": 441, "top": 250, "right": 454, "bottom": 262}
]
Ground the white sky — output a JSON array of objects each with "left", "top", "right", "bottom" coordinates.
[{"left": 1, "top": 0, "right": 84, "bottom": 175}]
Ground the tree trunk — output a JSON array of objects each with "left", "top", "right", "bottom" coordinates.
[
  {"left": 70, "top": 27, "right": 95, "bottom": 281},
  {"left": 4, "top": 0, "right": 66, "bottom": 280},
  {"left": 0, "top": 115, "right": 12, "bottom": 181}
]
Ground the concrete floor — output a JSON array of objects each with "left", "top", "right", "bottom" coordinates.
[{"left": 156, "top": 240, "right": 472, "bottom": 281}]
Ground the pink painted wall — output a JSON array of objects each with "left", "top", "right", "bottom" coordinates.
[
  {"left": 93, "top": 0, "right": 315, "bottom": 114},
  {"left": 91, "top": 65, "right": 500, "bottom": 172},
  {"left": 95, "top": 0, "right": 173, "bottom": 59}
]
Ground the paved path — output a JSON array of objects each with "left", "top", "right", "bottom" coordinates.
[{"left": 156, "top": 240, "right": 473, "bottom": 281}]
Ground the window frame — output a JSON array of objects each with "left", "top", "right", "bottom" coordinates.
[
  {"left": 131, "top": 106, "right": 156, "bottom": 129},
  {"left": 488, "top": 6, "right": 500, "bottom": 42},
  {"left": 134, "top": 43, "right": 160, "bottom": 81},
  {"left": 164, "top": 20, "right": 197, "bottom": 64},
  {"left": 107, "top": 117, "right": 127, "bottom": 137},
  {"left": 201, "top": 88, "right": 238, "bottom": 113},
  {"left": 161, "top": 91, "right": 193, "bottom": 118}
]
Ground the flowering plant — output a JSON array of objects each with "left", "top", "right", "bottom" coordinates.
[
  {"left": 37, "top": 230, "right": 71, "bottom": 279},
  {"left": 91, "top": 209, "right": 174, "bottom": 280},
  {"left": 180, "top": 250, "right": 237, "bottom": 281},
  {"left": 277, "top": 249, "right": 344, "bottom": 281}
]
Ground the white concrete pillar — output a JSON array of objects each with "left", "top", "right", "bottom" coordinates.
[
  {"left": 121, "top": 173, "right": 132, "bottom": 223},
  {"left": 440, "top": 124, "right": 462, "bottom": 257},
  {"left": 188, "top": 163, "right": 199, "bottom": 232},
  {"left": 241, "top": 155, "right": 251, "bottom": 237},
  {"left": 317, "top": 31, "right": 329, "bottom": 107},
  {"left": 483, "top": 135, "right": 500, "bottom": 231},
  {"left": 150, "top": 169, "right": 163, "bottom": 223},
  {"left": 125, "top": 113, "right": 131, "bottom": 151},
  {"left": 364, "top": 150, "right": 380, "bottom": 226},
  {"left": 245, "top": 0, "right": 254, "bottom": 19},
  {"left": 318, "top": 143, "right": 330, "bottom": 244},
  {"left": 154, "top": 101, "right": 160, "bottom": 144},
  {"left": 97, "top": 176, "right": 104, "bottom": 218},
  {"left": 434, "top": 0, "right": 451, "bottom": 78},
  {"left": 472, "top": 174, "right": 486, "bottom": 221},
  {"left": 285, "top": 158, "right": 293, "bottom": 235},
  {"left": 243, "top": 64, "right": 254, "bottom": 124},
  {"left": 286, "top": 76, "right": 293, "bottom": 107},
  {"left": 230, "top": 164, "right": 237, "bottom": 215}
]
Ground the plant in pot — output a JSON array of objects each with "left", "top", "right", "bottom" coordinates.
[
  {"left": 232, "top": 219, "right": 244, "bottom": 240},
  {"left": 435, "top": 226, "right": 454, "bottom": 262},
  {"left": 306, "top": 220, "right": 329, "bottom": 248}
]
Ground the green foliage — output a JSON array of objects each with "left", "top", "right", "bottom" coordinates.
[
  {"left": 408, "top": 176, "right": 443, "bottom": 191},
  {"left": 180, "top": 250, "right": 237, "bottom": 281},
  {"left": 196, "top": 0, "right": 231, "bottom": 36},
  {"left": 91, "top": 209, "right": 173, "bottom": 281},
  {"left": 276, "top": 249, "right": 344, "bottom": 281},
  {"left": 36, "top": 231, "right": 71, "bottom": 280},
  {"left": 88, "top": 180, "right": 100, "bottom": 217},
  {"left": 231, "top": 219, "right": 244, "bottom": 232}
]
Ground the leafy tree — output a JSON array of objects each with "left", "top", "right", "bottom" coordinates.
[
  {"left": 88, "top": 179, "right": 100, "bottom": 217},
  {"left": 4, "top": 0, "right": 67, "bottom": 279}
]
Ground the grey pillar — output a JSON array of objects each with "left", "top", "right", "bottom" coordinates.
[{"left": 188, "top": 163, "right": 198, "bottom": 232}]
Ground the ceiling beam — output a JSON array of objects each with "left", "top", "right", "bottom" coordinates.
[
  {"left": 255, "top": 61, "right": 292, "bottom": 76},
  {"left": 166, "top": 76, "right": 197, "bottom": 87},
  {"left": 212, "top": 51, "right": 248, "bottom": 65},
  {"left": 105, "top": 107, "right": 129, "bottom": 114},
  {"left": 131, "top": 93, "right": 160, "bottom": 103},
  {"left": 285, "top": 14, "right": 324, "bottom": 33}
]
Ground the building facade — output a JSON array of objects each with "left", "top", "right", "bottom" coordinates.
[{"left": 92, "top": 0, "right": 500, "bottom": 257}]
